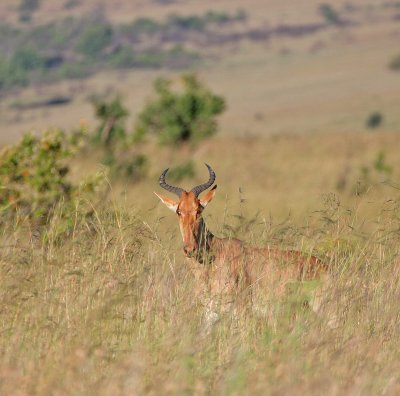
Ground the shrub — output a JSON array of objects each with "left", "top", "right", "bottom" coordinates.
[
  {"left": 0, "top": 59, "right": 28, "bottom": 89},
  {"left": 167, "top": 14, "right": 206, "bottom": 31},
  {"left": 10, "top": 47, "right": 44, "bottom": 71},
  {"left": 0, "top": 129, "right": 88, "bottom": 222},
  {"left": 366, "top": 112, "right": 383, "bottom": 129},
  {"left": 76, "top": 23, "right": 113, "bottom": 58},
  {"left": 121, "top": 17, "right": 161, "bottom": 38},
  {"left": 0, "top": 47, "right": 45, "bottom": 89},
  {"left": 134, "top": 74, "right": 225, "bottom": 145},
  {"left": 91, "top": 96, "right": 129, "bottom": 148},
  {"left": 319, "top": 4, "right": 342, "bottom": 25},
  {"left": 388, "top": 54, "right": 400, "bottom": 70},
  {"left": 107, "top": 45, "right": 136, "bottom": 68},
  {"left": 374, "top": 151, "right": 392, "bottom": 175},
  {"left": 90, "top": 96, "right": 148, "bottom": 180}
]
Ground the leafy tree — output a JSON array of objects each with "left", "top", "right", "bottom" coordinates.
[
  {"left": 91, "top": 96, "right": 128, "bottom": 148},
  {"left": 135, "top": 74, "right": 225, "bottom": 145}
]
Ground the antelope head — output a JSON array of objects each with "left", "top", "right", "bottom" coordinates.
[{"left": 155, "top": 164, "right": 217, "bottom": 257}]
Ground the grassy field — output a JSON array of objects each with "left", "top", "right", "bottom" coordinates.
[
  {"left": 1, "top": 130, "right": 400, "bottom": 395},
  {"left": 1, "top": 172, "right": 400, "bottom": 395},
  {"left": 1, "top": 1, "right": 400, "bottom": 395}
]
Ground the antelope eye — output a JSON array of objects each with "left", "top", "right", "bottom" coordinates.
[{"left": 176, "top": 210, "right": 181, "bottom": 216}]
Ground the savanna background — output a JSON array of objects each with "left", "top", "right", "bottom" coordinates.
[{"left": 1, "top": 0, "right": 400, "bottom": 394}]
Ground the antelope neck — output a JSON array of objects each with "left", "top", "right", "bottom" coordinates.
[{"left": 195, "top": 217, "right": 215, "bottom": 264}]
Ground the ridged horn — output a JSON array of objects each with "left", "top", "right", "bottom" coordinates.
[
  {"left": 159, "top": 168, "right": 185, "bottom": 197},
  {"left": 191, "top": 163, "right": 216, "bottom": 197}
]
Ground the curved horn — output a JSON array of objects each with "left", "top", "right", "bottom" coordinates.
[
  {"left": 191, "top": 163, "right": 216, "bottom": 197},
  {"left": 159, "top": 168, "right": 185, "bottom": 197}
]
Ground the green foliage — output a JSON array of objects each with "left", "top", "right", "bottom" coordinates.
[
  {"left": 135, "top": 74, "right": 225, "bottom": 145},
  {"left": 374, "top": 151, "right": 392, "bottom": 175},
  {"left": 319, "top": 4, "right": 341, "bottom": 25},
  {"left": 90, "top": 96, "right": 148, "bottom": 180},
  {"left": 0, "top": 9, "right": 247, "bottom": 90},
  {"left": 102, "top": 152, "right": 148, "bottom": 179},
  {"left": 121, "top": 17, "right": 161, "bottom": 38},
  {"left": 91, "top": 96, "right": 128, "bottom": 147},
  {"left": 57, "top": 61, "right": 91, "bottom": 79},
  {"left": 0, "top": 59, "right": 28, "bottom": 89},
  {"left": 167, "top": 14, "right": 207, "bottom": 31},
  {"left": 167, "top": 161, "right": 196, "bottom": 182},
  {"left": 11, "top": 47, "right": 44, "bottom": 71},
  {"left": 0, "top": 47, "right": 45, "bottom": 89},
  {"left": 0, "top": 129, "right": 88, "bottom": 221},
  {"left": 166, "top": 10, "right": 246, "bottom": 31},
  {"left": 366, "top": 111, "right": 383, "bottom": 129},
  {"left": 354, "top": 151, "right": 392, "bottom": 195},
  {"left": 388, "top": 54, "right": 400, "bottom": 70},
  {"left": 76, "top": 23, "right": 113, "bottom": 58},
  {"left": 107, "top": 45, "right": 136, "bottom": 69}
]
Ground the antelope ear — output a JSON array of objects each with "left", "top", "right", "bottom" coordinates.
[
  {"left": 154, "top": 192, "right": 178, "bottom": 212},
  {"left": 200, "top": 185, "right": 217, "bottom": 208}
]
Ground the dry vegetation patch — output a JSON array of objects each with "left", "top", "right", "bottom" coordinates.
[{"left": 1, "top": 192, "right": 400, "bottom": 394}]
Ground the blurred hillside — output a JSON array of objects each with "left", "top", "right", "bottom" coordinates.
[{"left": 1, "top": 0, "right": 400, "bottom": 143}]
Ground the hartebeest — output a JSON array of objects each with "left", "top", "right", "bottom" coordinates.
[{"left": 155, "top": 164, "right": 328, "bottom": 329}]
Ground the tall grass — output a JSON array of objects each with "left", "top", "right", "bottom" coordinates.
[{"left": 0, "top": 194, "right": 399, "bottom": 395}]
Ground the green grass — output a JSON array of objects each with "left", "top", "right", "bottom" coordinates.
[{"left": 1, "top": 193, "right": 399, "bottom": 395}]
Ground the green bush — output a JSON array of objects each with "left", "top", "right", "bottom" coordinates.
[
  {"left": 90, "top": 96, "right": 148, "bottom": 180},
  {"left": 11, "top": 47, "right": 44, "bottom": 71},
  {"left": 388, "top": 54, "right": 400, "bottom": 70},
  {"left": 120, "top": 17, "right": 161, "bottom": 38},
  {"left": 366, "top": 112, "right": 383, "bottom": 129},
  {"left": 319, "top": 4, "right": 341, "bottom": 25},
  {"left": 0, "top": 129, "right": 88, "bottom": 221},
  {"left": 167, "top": 14, "right": 206, "bottom": 31},
  {"left": 374, "top": 151, "right": 392, "bottom": 175},
  {"left": 0, "top": 59, "right": 28, "bottom": 89},
  {"left": 0, "top": 47, "right": 45, "bottom": 89},
  {"left": 134, "top": 74, "right": 225, "bottom": 145},
  {"left": 76, "top": 23, "right": 113, "bottom": 58},
  {"left": 107, "top": 45, "right": 136, "bottom": 68},
  {"left": 91, "top": 96, "right": 128, "bottom": 148}
]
